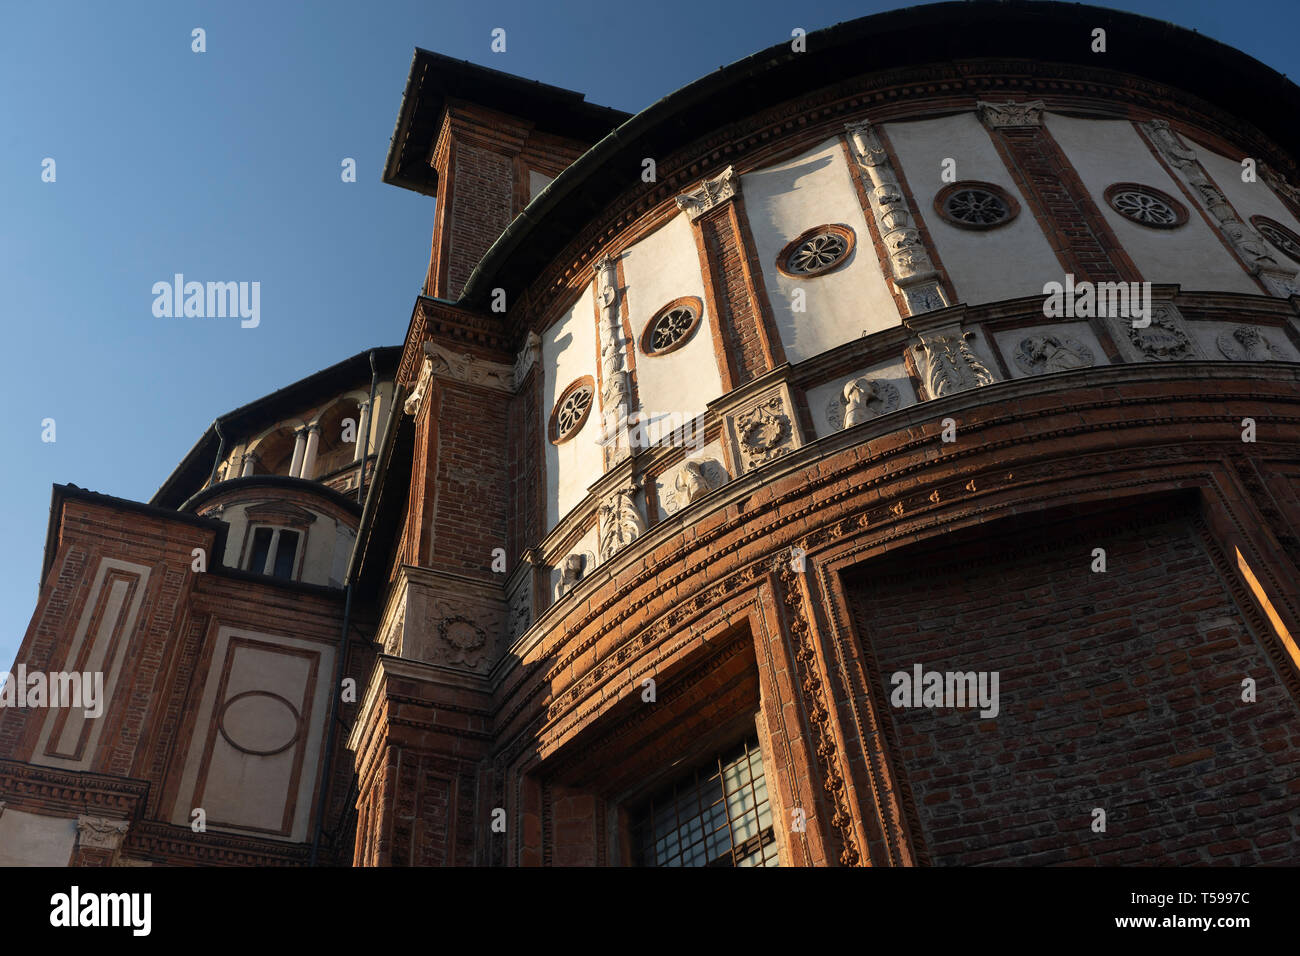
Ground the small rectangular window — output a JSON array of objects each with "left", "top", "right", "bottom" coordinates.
[
  {"left": 272, "top": 530, "right": 299, "bottom": 580},
  {"left": 631, "top": 735, "right": 778, "bottom": 867},
  {"left": 248, "top": 527, "right": 273, "bottom": 573}
]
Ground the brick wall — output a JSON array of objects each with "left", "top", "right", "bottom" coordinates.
[{"left": 847, "top": 499, "right": 1300, "bottom": 865}]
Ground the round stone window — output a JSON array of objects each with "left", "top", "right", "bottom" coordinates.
[
  {"left": 549, "top": 376, "right": 595, "bottom": 444},
  {"left": 934, "top": 181, "right": 1019, "bottom": 230},
  {"left": 777, "top": 224, "right": 855, "bottom": 277},
  {"left": 641, "top": 296, "right": 704, "bottom": 356},
  {"left": 1250, "top": 215, "right": 1300, "bottom": 264},
  {"left": 1104, "top": 183, "right": 1188, "bottom": 228}
]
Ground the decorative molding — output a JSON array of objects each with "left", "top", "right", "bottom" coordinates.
[
  {"left": 595, "top": 256, "right": 634, "bottom": 462},
  {"left": 1141, "top": 119, "right": 1300, "bottom": 296},
  {"left": 663, "top": 457, "right": 729, "bottom": 515},
  {"left": 675, "top": 165, "right": 740, "bottom": 221},
  {"left": 976, "top": 99, "right": 1045, "bottom": 128},
  {"left": 508, "top": 580, "right": 532, "bottom": 643},
  {"left": 1012, "top": 334, "right": 1095, "bottom": 376},
  {"left": 597, "top": 486, "right": 645, "bottom": 561},
  {"left": 845, "top": 121, "right": 947, "bottom": 315},
  {"left": 1217, "top": 325, "right": 1284, "bottom": 361},
  {"left": 912, "top": 327, "right": 998, "bottom": 397},
  {"left": 1260, "top": 163, "right": 1300, "bottom": 210},
  {"left": 829, "top": 377, "right": 902, "bottom": 431},
  {"left": 556, "top": 552, "right": 589, "bottom": 599},
  {"left": 76, "top": 815, "right": 130, "bottom": 851},
  {"left": 726, "top": 383, "right": 803, "bottom": 472},
  {"left": 423, "top": 339, "right": 514, "bottom": 392}
]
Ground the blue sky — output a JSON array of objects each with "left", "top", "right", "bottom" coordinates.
[{"left": 2, "top": 0, "right": 1297, "bottom": 671}]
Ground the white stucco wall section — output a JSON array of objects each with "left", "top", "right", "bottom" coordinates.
[
  {"left": 1197, "top": 144, "right": 1300, "bottom": 240},
  {"left": 529, "top": 170, "right": 554, "bottom": 201},
  {"left": 1046, "top": 114, "right": 1258, "bottom": 294},
  {"left": 544, "top": 286, "right": 602, "bottom": 531},
  {"left": 744, "top": 138, "right": 897, "bottom": 363},
  {"left": 620, "top": 214, "right": 720, "bottom": 423},
  {"left": 884, "top": 112, "right": 1061, "bottom": 306},
  {"left": 0, "top": 809, "right": 77, "bottom": 866}
]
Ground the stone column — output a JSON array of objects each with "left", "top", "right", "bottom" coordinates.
[
  {"left": 288, "top": 428, "right": 307, "bottom": 477},
  {"left": 354, "top": 401, "right": 371, "bottom": 462},
  {"left": 240, "top": 452, "right": 259, "bottom": 477},
  {"left": 301, "top": 424, "right": 322, "bottom": 480}
]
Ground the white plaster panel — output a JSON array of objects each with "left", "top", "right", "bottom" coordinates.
[
  {"left": 529, "top": 170, "right": 553, "bottom": 201},
  {"left": 170, "top": 626, "right": 334, "bottom": 842},
  {"left": 621, "top": 214, "right": 721, "bottom": 422},
  {"left": 883, "top": 113, "right": 1063, "bottom": 305},
  {"left": 744, "top": 138, "right": 897, "bottom": 363},
  {"left": 0, "top": 809, "right": 77, "bottom": 866},
  {"left": 805, "top": 356, "right": 916, "bottom": 440},
  {"left": 543, "top": 286, "right": 602, "bottom": 531},
  {"left": 992, "top": 321, "right": 1111, "bottom": 380},
  {"left": 1198, "top": 145, "right": 1300, "bottom": 243},
  {"left": 1045, "top": 114, "right": 1258, "bottom": 294}
]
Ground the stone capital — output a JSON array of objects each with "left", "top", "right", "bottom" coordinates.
[
  {"left": 76, "top": 815, "right": 130, "bottom": 851},
  {"left": 977, "top": 99, "right": 1045, "bottom": 129},
  {"left": 676, "top": 166, "right": 740, "bottom": 221}
]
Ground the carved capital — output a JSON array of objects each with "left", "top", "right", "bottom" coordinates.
[
  {"left": 676, "top": 166, "right": 740, "bottom": 221},
  {"left": 977, "top": 99, "right": 1045, "bottom": 129},
  {"left": 403, "top": 357, "right": 433, "bottom": 416},
  {"left": 513, "top": 331, "right": 542, "bottom": 390},
  {"left": 76, "top": 815, "right": 130, "bottom": 851}
]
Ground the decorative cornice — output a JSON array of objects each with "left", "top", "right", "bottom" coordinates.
[{"left": 423, "top": 339, "right": 514, "bottom": 392}]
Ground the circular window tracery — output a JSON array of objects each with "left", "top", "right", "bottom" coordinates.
[
  {"left": 640, "top": 296, "right": 704, "bottom": 356},
  {"left": 934, "top": 181, "right": 1019, "bottom": 230},
  {"left": 1250, "top": 215, "right": 1300, "bottom": 264},
  {"left": 1104, "top": 183, "right": 1188, "bottom": 228},
  {"left": 776, "top": 224, "right": 855, "bottom": 277},
  {"left": 549, "top": 376, "right": 595, "bottom": 444}
]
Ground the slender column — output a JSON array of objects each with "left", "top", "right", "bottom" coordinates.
[
  {"left": 300, "top": 423, "right": 322, "bottom": 480},
  {"left": 354, "top": 401, "right": 371, "bottom": 462},
  {"left": 288, "top": 428, "right": 307, "bottom": 477},
  {"left": 240, "top": 452, "right": 259, "bottom": 477}
]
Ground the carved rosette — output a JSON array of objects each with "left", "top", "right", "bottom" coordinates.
[
  {"left": 912, "top": 329, "right": 998, "bottom": 398},
  {"left": 846, "top": 121, "right": 947, "bottom": 315},
  {"left": 976, "top": 99, "right": 1045, "bottom": 129},
  {"left": 675, "top": 166, "right": 740, "bottom": 221},
  {"left": 1110, "top": 303, "right": 1199, "bottom": 362},
  {"left": 726, "top": 386, "right": 802, "bottom": 471},
  {"left": 829, "top": 378, "right": 901, "bottom": 430},
  {"left": 76, "top": 815, "right": 130, "bottom": 851},
  {"left": 1012, "top": 335, "right": 1095, "bottom": 376},
  {"left": 598, "top": 486, "right": 646, "bottom": 561},
  {"left": 1140, "top": 120, "right": 1300, "bottom": 296}
]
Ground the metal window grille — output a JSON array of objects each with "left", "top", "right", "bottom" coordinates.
[{"left": 631, "top": 735, "right": 779, "bottom": 867}]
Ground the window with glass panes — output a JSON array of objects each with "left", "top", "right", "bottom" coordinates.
[{"left": 631, "top": 735, "right": 778, "bottom": 867}]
